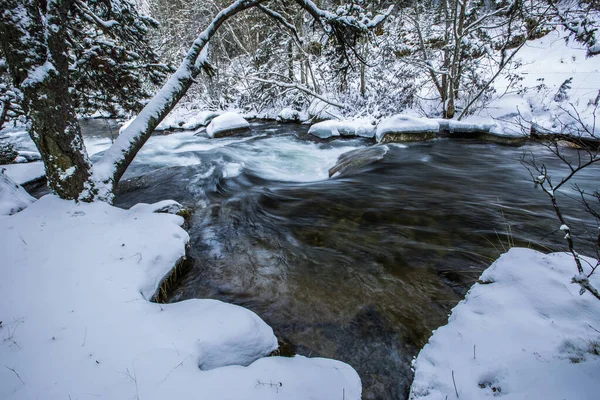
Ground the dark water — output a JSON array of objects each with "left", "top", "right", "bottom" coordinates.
[{"left": 80, "top": 120, "right": 597, "bottom": 400}]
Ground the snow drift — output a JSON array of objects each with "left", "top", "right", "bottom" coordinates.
[{"left": 410, "top": 248, "right": 600, "bottom": 400}]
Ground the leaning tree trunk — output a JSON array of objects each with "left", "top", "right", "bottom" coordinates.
[
  {"left": 0, "top": 0, "right": 93, "bottom": 200},
  {"left": 92, "top": 0, "right": 266, "bottom": 201}
]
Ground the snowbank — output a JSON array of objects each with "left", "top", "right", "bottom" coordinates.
[
  {"left": 477, "top": 29, "right": 600, "bottom": 138},
  {"left": 206, "top": 112, "right": 250, "bottom": 138},
  {"left": 376, "top": 115, "right": 440, "bottom": 143},
  {"left": 0, "top": 195, "right": 360, "bottom": 399},
  {"left": 308, "top": 118, "right": 376, "bottom": 139},
  {"left": 1, "top": 162, "right": 46, "bottom": 185},
  {"left": 0, "top": 169, "right": 35, "bottom": 215},
  {"left": 410, "top": 248, "right": 600, "bottom": 400}
]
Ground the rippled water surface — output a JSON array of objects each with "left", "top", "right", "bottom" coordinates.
[{"left": 75, "top": 120, "right": 597, "bottom": 400}]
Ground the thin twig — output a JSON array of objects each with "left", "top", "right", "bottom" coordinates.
[
  {"left": 452, "top": 370, "right": 459, "bottom": 398},
  {"left": 5, "top": 366, "right": 25, "bottom": 384}
]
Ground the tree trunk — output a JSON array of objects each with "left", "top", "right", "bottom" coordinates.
[
  {"left": 446, "top": 0, "right": 467, "bottom": 119},
  {"left": 0, "top": 0, "right": 93, "bottom": 200},
  {"left": 288, "top": 40, "right": 295, "bottom": 81},
  {"left": 359, "top": 38, "right": 366, "bottom": 97},
  {"left": 0, "top": 100, "right": 8, "bottom": 130}
]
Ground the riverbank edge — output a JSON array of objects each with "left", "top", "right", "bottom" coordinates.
[
  {"left": 0, "top": 195, "right": 361, "bottom": 400},
  {"left": 409, "top": 247, "right": 600, "bottom": 400}
]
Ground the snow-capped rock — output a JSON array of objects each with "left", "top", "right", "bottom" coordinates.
[
  {"left": 206, "top": 112, "right": 250, "bottom": 138},
  {"left": 376, "top": 115, "right": 440, "bottom": 143},
  {"left": 308, "top": 118, "right": 376, "bottom": 139}
]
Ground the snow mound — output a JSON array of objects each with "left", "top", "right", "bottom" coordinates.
[
  {"left": 308, "top": 118, "right": 376, "bottom": 139},
  {"left": 154, "top": 108, "right": 221, "bottom": 131},
  {"left": 307, "top": 98, "right": 343, "bottom": 121},
  {"left": 206, "top": 112, "right": 250, "bottom": 138},
  {"left": 15, "top": 151, "right": 42, "bottom": 163},
  {"left": 182, "top": 110, "right": 221, "bottom": 130},
  {"left": 410, "top": 248, "right": 600, "bottom": 400},
  {"left": 277, "top": 108, "right": 305, "bottom": 123},
  {"left": 0, "top": 195, "right": 361, "bottom": 400},
  {"left": 376, "top": 115, "right": 440, "bottom": 143},
  {"left": 0, "top": 169, "right": 35, "bottom": 215},
  {"left": 1, "top": 161, "right": 46, "bottom": 185}
]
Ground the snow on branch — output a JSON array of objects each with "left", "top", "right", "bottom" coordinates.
[
  {"left": 73, "top": 0, "right": 119, "bottom": 30},
  {"left": 246, "top": 75, "right": 345, "bottom": 109},
  {"left": 295, "top": 0, "right": 393, "bottom": 32},
  {"left": 257, "top": 5, "right": 301, "bottom": 44}
]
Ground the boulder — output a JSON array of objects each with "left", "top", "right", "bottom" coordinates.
[
  {"left": 376, "top": 115, "right": 439, "bottom": 143},
  {"left": 329, "top": 146, "right": 388, "bottom": 178},
  {"left": 206, "top": 112, "right": 250, "bottom": 138},
  {"left": 308, "top": 119, "right": 376, "bottom": 139},
  {"left": 182, "top": 111, "right": 221, "bottom": 130}
]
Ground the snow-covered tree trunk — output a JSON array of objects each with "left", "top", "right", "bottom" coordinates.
[
  {"left": 91, "top": 0, "right": 265, "bottom": 201},
  {"left": 3, "top": 0, "right": 390, "bottom": 203},
  {"left": 0, "top": 0, "right": 93, "bottom": 200}
]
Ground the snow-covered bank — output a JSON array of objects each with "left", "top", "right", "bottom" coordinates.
[
  {"left": 0, "top": 196, "right": 361, "bottom": 400},
  {"left": 410, "top": 248, "right": 600, "bottom": 400},
  {"left": 376, "top": 115, "right": 439, "bottom": 143},
  {"left": 306, "top": 114, "right": 528, "bottom": 143},
  {"left": 1, "top": 162, "right": 46, "bottom": 185},
  {"left": 0, "top": 169, "right": 35, "bottom": 215}
]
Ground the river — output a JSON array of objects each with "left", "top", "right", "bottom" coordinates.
[{"left": 36, "top": 119, "right": 599, "bottom": 399}]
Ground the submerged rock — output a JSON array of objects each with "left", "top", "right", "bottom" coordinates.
[
  {"left": 329, "top": 145, "right": 388, "bottom": 178},
  {"left": 206, "top": 112, "right": 250, "bottom": 138}
]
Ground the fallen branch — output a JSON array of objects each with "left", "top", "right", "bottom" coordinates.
[{"left": 5, "top": 366, "right": 25, "bottom": 384}]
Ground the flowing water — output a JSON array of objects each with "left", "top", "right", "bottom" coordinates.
[{"left": 61, "top": 119, "right": 600, "bottom": 399}]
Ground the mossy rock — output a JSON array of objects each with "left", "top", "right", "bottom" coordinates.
[{"left": 379, "top": 131, "right": 437, "bottom": 143}]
